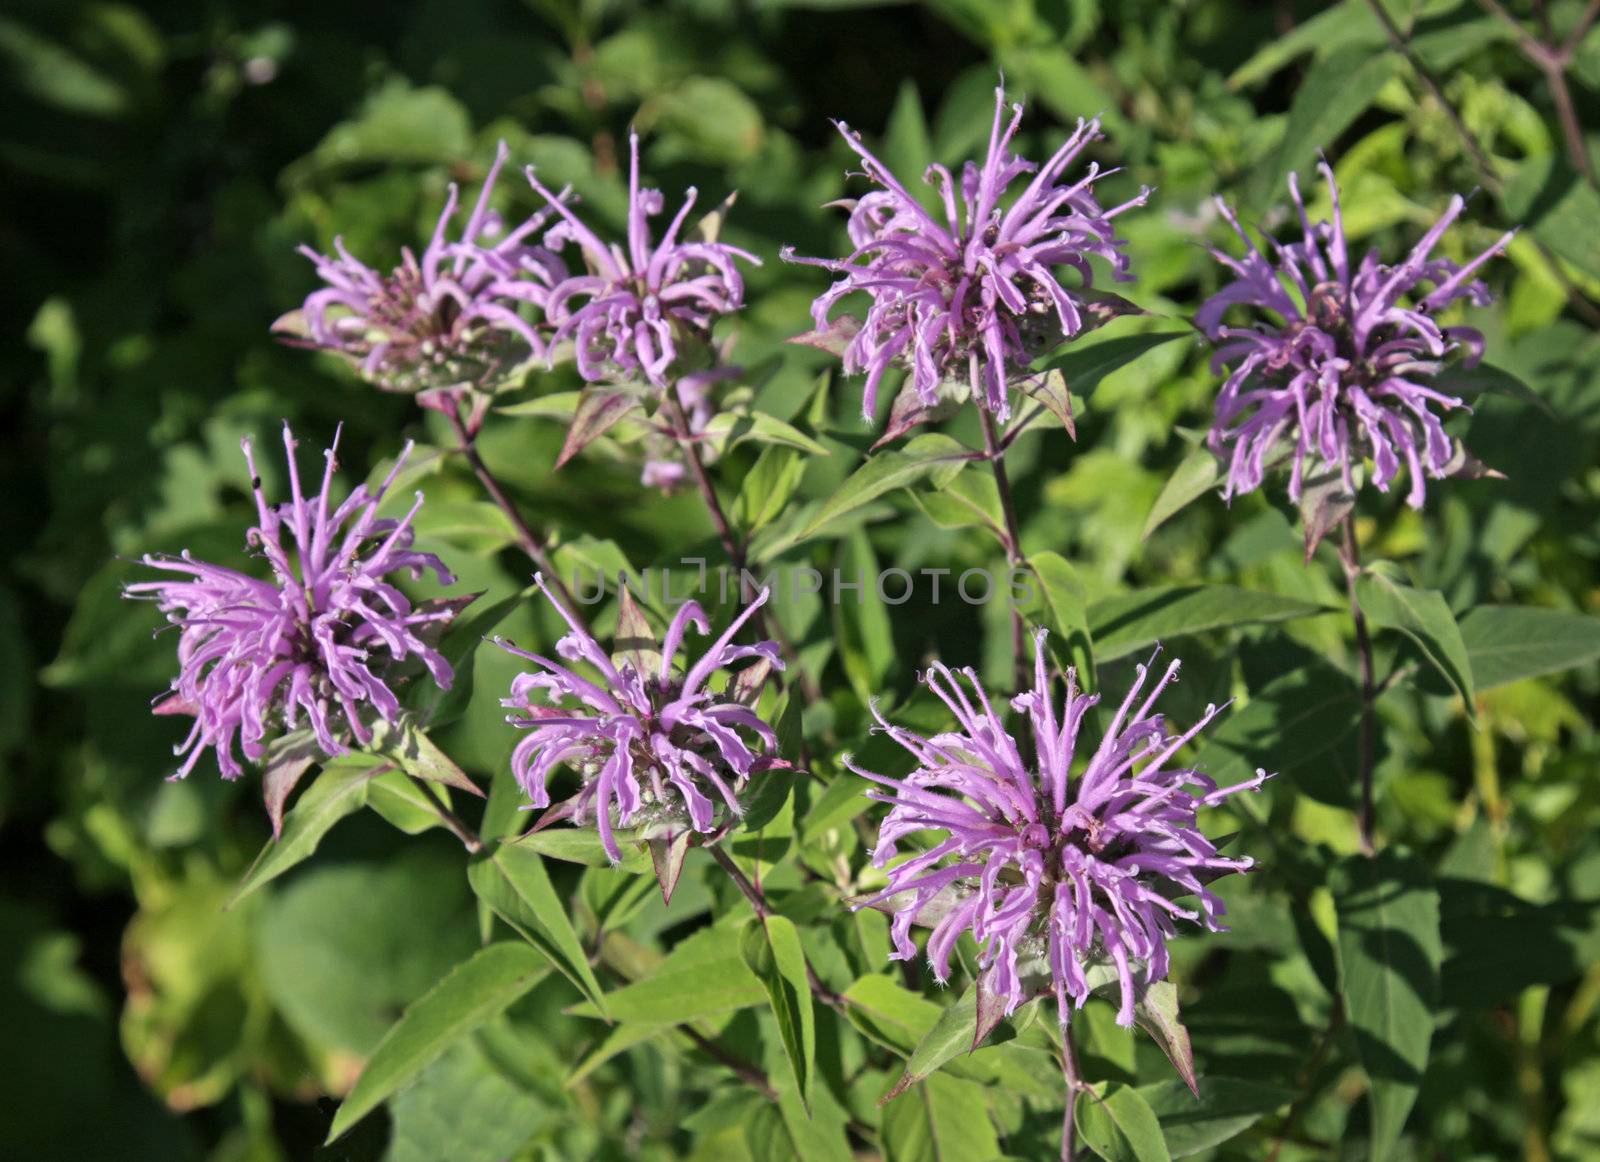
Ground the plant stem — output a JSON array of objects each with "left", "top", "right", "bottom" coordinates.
[
  {"left": 979, "top": 409, "right": 1030, "bottom": 690},
  {"left": 707, "top": 845, "right": 846, "bottom": 1011},
  {"left": 1061, "top": 1023, "right": 1081, "bottom": 1162},
  {"left": 443, "top": 407, "right": 579, "bottom": 611},
  {"left": 411, "top": 776, "right": 483, "bottom": 854},
  {"left": 662, "top": 397, "right": 824, "bottom": 707},
  {"left": 1364, "top": 0, "right": 1600, "bottom": 325},
  {"left": 1338, "top": 520, "right": 1378, "bottom": 857}
]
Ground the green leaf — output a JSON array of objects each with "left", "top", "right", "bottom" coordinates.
[
  {"left": 467, "top": 843, "right": 608, "bottom": 1016},
  {"left": 556, "top": 386, "right": 643, "bottom": 468},
  {"left": 1076, "top": 1082, "right": 1172, "bottom": 1162},
  {"left": 882, "top": 981, "right": 1001, "bottom": 1102},
  {"left": 366, "top": 769, "right": 447, "bottom": 835},
  {"left": 704, "top": 410, "right": 830, "bottom": 456},
  {"left": 1139, "top": 1076, "right": 1296, "bottom": 1157},
  {"left": 741, "top": 916, "right": 815, "bottom": 1109},
  {"left": 516, "top": 826, "right": 652, "bottom": 873},
  {"left": 230, "top": 758, "right": 382, "bottom": 907},
  {"left": 1035, "top": 330, "right": 1191, "bottom": 398},
  {"left": 326, "top": 943, "right": 550, "bottom": 1142},
  {"left": 1132, "top": 980, "right": 1197, "bottom": 1098},
  {"left": 1333, "top": 849, "right": 1442, "bottom": 1162},
  {"left": 567, "top": 925, "right": 765, "bottom": 1024},
  {"left": 1026, "top": 551, "right": 1094, "bottom": 681},
  {"left": 745, "top": 1087, "right": 853, "bottom": 1162},
  {"left": 910, "top": 470, "right": 1004, "bottom": 536},
  {"left": 495, "top": 390, "right": 581, "bottom": 419},
  {"left": 1459, "top": 605, "right": 1600, "bottom": 690},
  {"left": 1192, "top": 657, "right": 1361, "bottom": 807},
  {"left": 288, "top": 80, "right": 471, "bottom": 182},
  {"left": 1089, "top": 585, "right": 1330, "bottom": 661},
  {"left": 1229, "top": 1, "right": 1380, "bottom": 88},
  {"left": 1142, "top": 447, "right": 1222, "bottom": 541},
  {"left": 794, "top": 433, "right": 970, "bottom": 542},
  {"left": 1434, "top": 362, "right": 1552, "bottom": 416},
  {"left": 1502, "top": 155, "right": 1600, "bottom": 282},
  {"left": 1354, "top": 574, "right": 1475, "bottom": 715},
  {"left": 405, "top": 592, "right": 520, "bottom": 729},
  {"left": 369, "top": 717, "right": 482, "bottom": 797},
  {"left": 733, "top": 445, "right": 807, "bottom": 537},
  {"left": 1257, "top": 44, "right": 1398, "bottom": 204},
  {"left": 881, "top": 1074, "right": 1002, "bottom": 1162}
]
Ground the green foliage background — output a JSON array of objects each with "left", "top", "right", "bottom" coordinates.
[{"left": 5, "top": 0, "right": 1600, "bottom": 1159}]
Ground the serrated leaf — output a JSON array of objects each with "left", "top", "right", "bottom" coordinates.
[
  {"left": 1089, "top": 585, "right": 1330, "bottom": 661},
  {"left": 1076, "top": 1082, "right": 1173, "bottom": 1162},
  {"left": 1459, "top": 605, "right": 1600, "bottom": 690},
  {"left": 231, "top": 758, "right": 382, "bottom": 907},
  {"left": 325, "top": 942, "right": 550, "bottom": 1142},
  {"left": 1354, "top": 574, "right": 1475, "bottom": 716},
  {"left": 741, "top": 916, "right": 815, "bottom": 1109},
  {"left": 468, "top": 842, "right": 608, "bottom": 1016},
  {"left": 1142, "top": 446, "right": 1222, "bottom": 541},
  {"left": 1334, "top": 849, "right": 1442, "bottom": 1162},
  {"left": 795, "top": 433, "right": 971, "bottom": 543}
]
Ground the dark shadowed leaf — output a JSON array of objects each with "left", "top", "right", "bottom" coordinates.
[
  {"left": 1334, "top": 849, "right": 1442, "bottom": 1162},
  {"left": 1089, "top": 585, "right": 1329, "bottom": 661}
]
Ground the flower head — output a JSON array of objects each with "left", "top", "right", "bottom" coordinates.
[
  {"left": 524, "top": 132, "right": 759, "bottom": 387},
  {"left": 783, "top": 86, "right": 1147, "bottom": 423},
  {"left": 127, "top": 426, "right": 457, "bottom": 779},
  {"left": 856, "top": 632, "right": 1267, "bottom": 1028},
  {"left": 1201, "top": 161, "right": 1513, "bottom": 509},
  {"left": 498, "top": 579, "right": 785, "bottom": 862},
  {"left": 289, "top": 142, "right": 559, "bottom": 394}
]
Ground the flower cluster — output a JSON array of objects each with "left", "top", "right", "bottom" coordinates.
[
  {"left": 784, "top": 86, "right": 1147, "bottom": 424},
  {"left": 1201, "top": 161, "right": 1513, "bottom": 509},
  {"left": 126, "top": 426, "right": 456, "bottom": 779},
  {"left": 289, "top": 143, "right": 560, "bottom": 394},
  {"left": 855, "top": 633, "right": 1267, "bottom": 1027},
  {"left": 497, "top": 578, "right": 784, "bottom": 862},
  {"left": 523, "top": 132, "right": 760, "bottom": 387}
]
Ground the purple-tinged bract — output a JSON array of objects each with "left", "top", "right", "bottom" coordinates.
[
  {"left": 127, "top": 426, "right": 457, "bottom": 780},
  {"left": 783, "top": 86, "right": 1147, "bottom": 424},
  {"left": 524, "top": 133, "right": 759, "bottom": 388},
  {"left": 1201, "top": 161, "right": 1513, "bottom": 509},
  {"left": 856, "top": 632, "right": 1267, "bottom": 1028},
  {"left": 498, "top": 579, "right": 784, "bottom": 862},
  {"left": 289, "top": 142, "right": 559, "bottom": 394}
]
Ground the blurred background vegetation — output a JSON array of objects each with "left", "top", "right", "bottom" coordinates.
[{"left": 4, "top": 0, "right": 1600, "bottom": 1158}]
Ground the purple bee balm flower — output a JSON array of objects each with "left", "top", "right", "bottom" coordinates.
[
  {"left": 497, "top": 577, "right": 785, "bottom": 862},
  {"left": 1200, "top": 161, "right": 1514, "bottom": 509},
  {"left": 126, "top": 426, "right": 457, "bottom": 779},
  {"left": 523, "top": 132, "right": 759, "bottom": 388},
  {"left": 288, "top": 142, "right": 561, "bottom": 394},
  {"left": 855, "top": 632, "right": 1267, "bottom": 1029},
  {"left": 783, "top": 86, "right": 1148, "bottom": 424}
]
